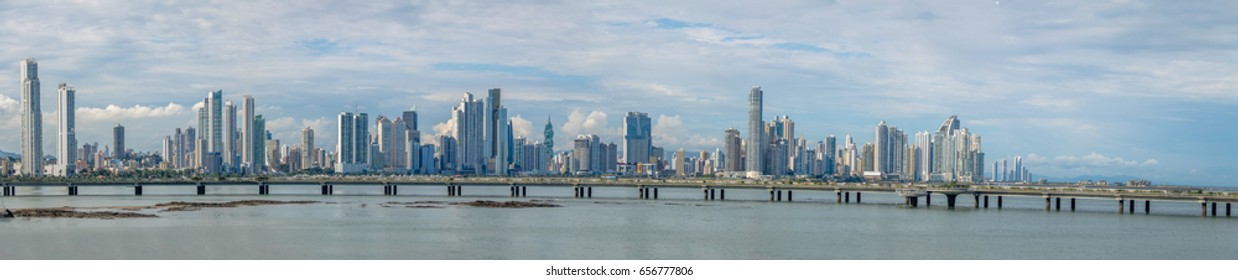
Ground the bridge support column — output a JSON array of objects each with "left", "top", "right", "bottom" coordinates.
[
  {"left": 1201, "top": 201, "right": 1208, "bottom": 217},
  {"left": 856, "top": 192, "right": 861, "bottom": 203},
  {"left": 69, "top": 185, "right": 78, "bottom": 196},
  {"left": 639, "top": 187, "right": 646, "bottom": 199},
  {"left": 720, "top": 189, "right": 725, "bottom": 200},
  {"left": 984, "top": 195, "right": 989, "bottom": 208},
  {"left": 788, "top": 190, "right": 793, "bottom": 202},
  {"left": 448, "top": 185, "right": 456, "bottom": 197},
  {"left": 998, "top": 196, "right": 1003, "bottom": 209},
  {"left": 1130, "top": 200, "right": 1136, "bottom": 214},
  {"left": 392, "top": 185, "right": 398, "bottom": 196},
  {"left": 321, "top": 184, "right": 329, "bottom": 195},
  {"left": 1212, "top": 202, "right": 1218, "bottom": 217},
  {"left": 777, "top": 190, "right": 783, "bottom": 202},
  {"left": 588, "top": 187, "right": 592, "bottom": 198},
  {"left": 711, "top": 189, "right": 716, "bottom": 200},
  {"left": 1045, "top": 196, "right": 1051, "bottom": 211},
  {"left": 974, "top": 194, "right": 980, "bottom": 208},
  {"left": 654, "top": 188, "right": 658, "bottom": 199},
  {"left": 845, "top": 192, "right": 850, "bottom": 203},
  {"left": 770, "top": 189, "right": 775, "bottom": 201},
  {"left": 135, "top": 185, "right": 143, "bottom": 196},
  {"left": 329, "top": 185, "right": 334, "bottom": 195},
  {"left": 197, "top": 184, "right": 206, "bottom": 195},
  {"left": 910, "top": 197, "right": 918, "bottom": 207},
  {"left": 510, "top": 185, "right": 516, "bottom": 197},
  {"left": 574, "top": 186, "right": 580, "bottom": 198},
  {"left": 704, "top": 188, "right": 710, "bottom": 200},
  {"left": 1071, "top": 198, "right": 1076, "bottom": 211},
  {"left": 1144, "top": 200, "right": 1150, "bottom": 215},
  {"left": 383, "top": 184, "right": 391, "bottom": 196},
  {"left": 522, "top": 186, "right": 527, "bottom": 197},
  {"left": 1228, "top": 203, "right": 1232, "bottom": 217},
  {"left": 945, "top": 194, "right": 957, "bottom": 209},
  {"left": 2, "top": 186, "right": 7, "bottom": 196},
  {"left": 1119, "top": 199, "right": 1126, "bottom": 214},
  {"left": 926, "top": 191, "right": 932, "bottom": 206},
  {"left": 1056, "top": 197, "right": 1062, "bottom": 211},
  {"left": 836, "top": 191, "right": 842, "bottom": 203}
]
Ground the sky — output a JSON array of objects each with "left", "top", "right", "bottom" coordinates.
[{"left": 1, "top": 0, "right": 1236, "bottom": 187}]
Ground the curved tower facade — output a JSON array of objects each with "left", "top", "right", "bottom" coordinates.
[{"left": 745, "top": 86, "right": 764, "bottom": 178}]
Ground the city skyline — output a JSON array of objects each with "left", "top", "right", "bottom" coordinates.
[{"left": 1, "top": 1, "right": 1235, "bottom": 186}]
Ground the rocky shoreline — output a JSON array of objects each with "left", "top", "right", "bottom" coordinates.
[{"left": 4, "top": 200, "right": 320, "bottom": 219}]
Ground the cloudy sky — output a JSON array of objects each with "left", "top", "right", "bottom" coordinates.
[{"left": 1, "top": 1, "right": 1235, "bottom": 186}]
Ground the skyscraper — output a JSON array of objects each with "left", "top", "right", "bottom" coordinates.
[
  {"left": 623, "top": 112, "right": 652, "bottom": 164},
  {"left": 874, "top": 121, "right": 888, "bottom": 176},
  {"left": 253, "top": 115, "right": 266, "bottom": 173},
  {"left": 241, "top": 95, "right": 255, "bottom": 172},
  {"left": 724, "top": 128, "right": 742, "bottom": 172},
  {"left": 746, "top": 86, "right": 764, "bottom": 178},
  {"left": 207, "top": 90, "right": 223, "bottom": 154},
  {"left": 336, "top": 111, "right": 370, "bottom": 173},
  {"left": 544, "top": 116, "right": 554, "bottom": 171},
  {"left": 301, "top": 126, "right": 314, "bottom": 170},
  {"left": 452, "top": 93, "right": 484, "bottom": 174},
  {"left": 113, "top": 124, "right": 125, "bottom": 160},
  {"left": 20, "top": 58, "right": 42, "bottom": 176},
  {"left": 222, "top": 100, "right": 236, "bottom": 172},
  {"left": 57, "top": 83, "right": 76, "bottom": 177}
]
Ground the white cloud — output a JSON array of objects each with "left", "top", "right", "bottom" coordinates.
[
  {"left": 510, "top": 115, "right": 533, "bottom": 139},
  {"left": 1024, "top": 152, "right": 1158, "bottom": 170},
  {"left": 76, "top": 103, "right": 188, "bottom": 122}
]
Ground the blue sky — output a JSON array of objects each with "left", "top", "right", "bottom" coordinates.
[{"left": 1, "top": 1, "right": 1236, "bottom": 186}]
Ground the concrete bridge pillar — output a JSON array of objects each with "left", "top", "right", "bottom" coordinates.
[
  {"left": 836, "top": 190, "right": 842, "bottom": 203},
  {"left": 654, "top": 188, "right": 658, "bottom": 199},
  {"left": 510, "top": 185, "right": 517, "bottom": 197},
  {"left": 2, "top": 185, "right": 8, "bottom": 196},
  {"left": 1227, "top": 203, "right": 1231, "bottom": 217},
  {"left": 574, "top": 185, "right": 580, "bottom": 198},
  {"left": 710, "top": 188, "right": 716, "bottom": 200},
  {"left": 777, "top": 190, "right": 783, "bottom": 202},
  {"left": 1045, "top": 196, "right": 1051, "bottom": 211},
  {"left": 704, "top": 188, "right": 710, "bottom": 200},
  {"left": 321, "top": 184, "right": 329, "bottom": 195},
  {"left": 856, "top": 192, "right": 862, "bottom": 203},
  {"left": 926, "top": 191, "right": 932, "bottom": 206},
  {"left": 1056, "top": 197, "right": 1062, "bottom": 211},
  {"left": 984, "top": 195, "right": 989, "bottom": 208},
  {"left": 448, "top": 184, "right": 456, "bottom": 196},
  {"left": 998, "top": 196, "right": 1003, "bottom": 209},
  {"left": 1071, "top": 198, "right": 1076, "bottom": 211},
  {"left": 522, "top": 186, "right": 527, "bottom": 197},
  {"left": 770, "top": 189, "right": 775, "bottom": 201},
  {"left": 1119, "top": 199, "right": 1125, "bottom": 214},
  {"left": 1130, "top": 200, "right": 1136, "bottom": 214},
  {"left": 68, "top": 185, "right": 78, "bottom": 196},
  {"left": 910, "top": 197, "right": 919, "bottom": 207},
  {"left": 945, "top": 194, "right": 958, "bottom": 209},
  {"left": 392, "top": 185, "right": 398, "bottom": 196},
  {"left": 845, "top": 192, "right": 850, "bottom": 203},
  {"left": 788, "top": 190, "right": 793, "bottom": 202},
  {"left": 1212, "top": 202, "right": 1218, "bottom": 216},
  {"left": 197, "top": 183, "right": 206, "bottom": 195},
  {"left": 329, "top": 185, "right": 334, "bottom": 195},
  {"left": 1144, "top": 200, "right": 1150, "bottom": 215},
  {"left": 1201, "top": 201, "right": 1208, "bottom": 217},
  {"left": 720, "top": 189, "right": 725, "bottom": 200},
  {"left": 974, "top": 194, "right": 980, "bottom": 208},
  {"left": 135, "top": 184, "right": 143, "bottom": 196},
  {"left": 588, "top": 187, "right": 593, "bottom": 198}
]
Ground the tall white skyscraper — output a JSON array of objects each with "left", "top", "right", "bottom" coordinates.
[
  {"left": 874, "top": 121, "right": 888, "bottom": 176},
  {"left": 453, "top": 93, "right": 485, "bottom": 174},
  {"left": 222, "top": 100, "right": 236, "bottom": 172},
  {"left": 20, "top": 58, "right": 43, "bottom": 176},
  {"left": 301, "top": 126, "right": 314, "bottom": 170},
  {"left": 336, "top": 111, "right": 369, "bottom": 173},
  {"left": 241, "top": 95, "right": 255, "bottom": 172},
  {"left": 746, "top": 86, "right": 764, "bottom": 178},
  {"left": 57, "top": 83, "right": 76, "bottom": 177}
]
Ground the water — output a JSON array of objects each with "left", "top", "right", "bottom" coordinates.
[{"left": 1, "top": 184, "right": 1235, "bottom": 259}]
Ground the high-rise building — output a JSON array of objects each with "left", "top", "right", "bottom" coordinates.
[
  {"left": 452, "top": 93, "right": 484, "bottom": 174},
  {"left": 745, "top": 86, "right": 764, "bottom": 178},
  {"left": 301, "top": 126, "right": 314, "bottom": 170},
  {"left": 253, "top": 115, "right": 266, "bottom": 173},
  {"left": 916, "top": 131, "right": 933, "bottom": 182},
  {"left": 674, "top": 148, "right": 685, "bottom": 177},
  {"left": 241, "top": 95, "right": 255, "bottom": 172},
  {"left": 20, "top": 58, "right": 43, "bottom": 176},
  {"left": 222, "top": 100, "right": 236, "bottom": 172},
  {"left": 113, "top": 124, "right": 125, "bottom": 160},
  {"left": 929, "top": 115, "right": 985, "bottom": 182},
  {"left": 824, "top": 135, "right": 837, "bottom": 177},
  {"left": 336, "top": 111, "right": 370, "bottom": 173},
  {"left": 206, "top": 90, "right": 223, "bottom": 154},
  {"left": 478, "top": 89, "right": 513, "bottom": 175},
  {"left": 544, "top": 116, "right": 554, "bottom": 171},
  {"left": 573, "top": 134, "right": 598, "bottom": 174},
  {"left": 56, "top": 83, "right": 76, "bottom": 176},
  {"left": 623, "top": 112, "right": 652, "bottom": 164},
  {"left": 724, "top": 128, "right": 742, "bottom": 172},
  {"left": 874, "top": 121, "right": 888, "bottom": 176}
]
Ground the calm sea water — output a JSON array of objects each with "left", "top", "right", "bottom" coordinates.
[{"left": 1, "top": 184, "right": 1235, "bottom": 259}]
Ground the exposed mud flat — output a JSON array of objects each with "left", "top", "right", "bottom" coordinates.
[{"left": 6, "top": 200, "right": 320, "bottom": 219}]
